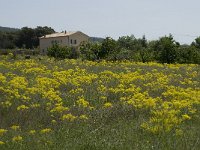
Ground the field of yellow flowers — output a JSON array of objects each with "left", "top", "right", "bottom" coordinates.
[{"left": 0, "top": 55, "right": 199, "bottom": 150}]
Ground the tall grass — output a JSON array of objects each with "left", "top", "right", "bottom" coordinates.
[{"left": 0, "top": 55, "right": 199, "bottom": 149}]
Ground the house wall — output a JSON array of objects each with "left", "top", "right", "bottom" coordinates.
[
  {"left": 40, "top": 32, "right": 89, "bottom": 55},
  {"left": 40, "top": 36, "right": 68, "bottom": 54},
  {"left": 68, "top": 32, "right": 89, "bottom": 47}
]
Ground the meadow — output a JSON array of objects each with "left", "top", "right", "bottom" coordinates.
[{"left": 0, "top": 54, "right": 199, "bottom": 150}]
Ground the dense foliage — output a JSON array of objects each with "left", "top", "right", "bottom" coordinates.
[
  {"left": 0, "top": 56, "right": 199, "bottom": 149},
  {"left": 47, "top": 44, "right": 79, "bottom": 59},
  {"left": 0, "top": 26, "right": 55, "bottom": 49},
  {"left": 48, "top": 35, "right": 200, "bottom": 64},
  {"left": 0, "top": 26, "right": 19, "bottom": 32},
  {"left": 1, "top": 26, "right": 200, "bottom": 64}
]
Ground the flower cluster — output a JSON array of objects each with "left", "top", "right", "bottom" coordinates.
[{"left": 0, "top": 55, "right": 199, "bottom": 146}]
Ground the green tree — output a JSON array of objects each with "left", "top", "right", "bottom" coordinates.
[
  {"left": 118, "top": 35, "right": 136, "bottom": 50},
  {"left": 34, "top": 26, "right": 55, "bottom": 47},
  {"left": 153, "top": 35, "right": 178, "bottom": 64},
  {"left": 0, "top": 31, "right": 18, "bottom": 49},
  {"left": 80, "top": 41, "right": 101, "bottom": 60},
  {"left": 16, "top": 26, "right": 55, "bottom": 49},
  {"left": 15, "top": 27, "right": 35, "bottom": 49},
  {"left": 177, "top": 45, "right": 200, "bottom": 64},
  {"left": 47, "top": 43, "right": 77, "bottom": 59},
  {"left": 191, "top": 36, "right": 200, "bottom": 49},
  {"left": 114, "top": 48, "right": 133, "bottom": 60},
  {"left": 100, "top": 37, "right": 118, "bottom": 59}
]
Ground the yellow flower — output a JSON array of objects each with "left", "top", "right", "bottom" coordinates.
[
  {"left": 89, "top": 106, "right": 95, "bottom": 110},
  {"left": 175, "top": 129, "right": 183, "bottom": 136},
  {"left": 62, "top": 114, "right": 76, "bottom": 122},
  {"left": 42, "top": 89, "right": 62, "bottom": 102},
  {"left": 8, "top": 52, "right": 14, "bottom": 58},
  {"left": 1, "top": 101, "right": 12, "bottom": 108},
  {"left": 76, "top": 97, "right": 89, "bottom": 108},
  {"left": 0, "top": 73, "right": 6, "bottom": 84},
  {"left": 103, "top": 102, "right": 113, "bottom": 108},
  {"left": 9, "top": 76, "right": 28, "bottom": 89},
  {"left": 30, "top": 103, "right": 40, "bottom": 108},
  {"left": 10, "top": 125, "right": 20, "bottom": 131},
  {"left": 51, "top": 120, "right": 57, "bottom": 124},
  {"left": 0, "top": 141, "right": 5, "bottom": 145},
  {"left": 79, "top": 115, "right": 88, "bottom": 120},
  {"left": 182, "top": 114, "right": 191, "bottom": 120},
  {"left": 0, "top": 129, "right": 8, "bottom": 136},
  {"left": 40, "top": 128, "right": 52, "bottom": 134},
  {"left": 17, "top": 105, "right": 29, "bottom": 111},
  {"left": 12, "top": 136, "right": 23, "bottom": 142},
  {"left": 50, "top": 105, "right": 69, "bottom": 113},
  {"left": 100, "top": 96, "right": 107, "bottom": 101},
  {"left": 29, "top": 130, "right": 36, "bottom": 135}
]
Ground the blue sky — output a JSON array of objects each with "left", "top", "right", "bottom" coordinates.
[{"left": 0, "top": 0, "right": 200, "bottom": 44}]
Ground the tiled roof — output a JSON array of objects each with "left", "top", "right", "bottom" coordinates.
[{"left": 40, "top": 31, "right": 77, "bottom": 39}]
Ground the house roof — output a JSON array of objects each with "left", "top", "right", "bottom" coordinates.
[{"left": 40, "top": 31, "right": 89, "bottom": 39}]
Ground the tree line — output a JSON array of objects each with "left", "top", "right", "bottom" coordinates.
[
  {"left": 0, "top": 26, "right": 200, "bottom": 64},
  {"left": 0, "top": 26, "right": 55, "bottom": 49},
  {"left": 48, "top": 34, "right": 200, "bottom": 64}
]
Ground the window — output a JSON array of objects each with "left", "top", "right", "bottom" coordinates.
[
  {"left": 74, "top": 40, "right": 77, "bottom": 44},
  {"left": 71, "top": 39, "right": 73, "bottom": 44}
]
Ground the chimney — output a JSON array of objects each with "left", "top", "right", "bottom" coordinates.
[{"left": 65, "top": 30, "right": 67, "bottom": 34}]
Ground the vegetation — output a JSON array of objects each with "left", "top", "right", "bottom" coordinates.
[
  {"left": 47, "top": 35, "right": 200, "bottom": 64},
  {"left": 89, "top": 37, "right": 104, "bottom": 43},
  {"left": 0, "top": 55, "right": 199, "bottom": 149},
  {"left": 0, "top": 26, "right": 55, "bottom": 49},
  {"left": 0, "top": 26, "right": 19, "bottom": 32},
  {"left": 1, "top": 26, "right": 200, "bottom": 64},
  {"left": 47, "top": 43, "right": 79, "bottom": 59}
]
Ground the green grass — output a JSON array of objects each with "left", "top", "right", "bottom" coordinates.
[{"left": 0, "top": 56, "right": 199, "bottom": 150}]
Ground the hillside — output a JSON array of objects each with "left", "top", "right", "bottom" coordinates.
[
  {"left": 89, "top": 37, "right": 104, "bottom": 43},
  {"left": 0, "top": 26, "right": 19, "bottom": 32}
]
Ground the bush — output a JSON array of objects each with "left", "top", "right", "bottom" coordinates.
[{"left": 47, "top": 43, "right": 80, "bottom": 59}]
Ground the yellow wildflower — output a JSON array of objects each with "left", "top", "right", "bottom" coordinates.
[
  {"left": 0, "top": 141, "right": 5, "bottom": 145},
  {"left": 62, "top": 114, "right": 76, "bottom": 121},
  {"left": 0, "top": 73, "right": 6, "bottom": 84},
  {"left": 51, "top": 120, "right": 57, "bottom": 124},
  {"left": 30, "top": 103, "right": 40, "bottom": 108},
  {"left": 12, "top": 136, "right": 23, "bottom": 142},
  {"left": 182, "top": 114, "right": 191, "bottom": 120},
  {"left": 0, "top": 129, "right": 8, "bottom": 136},
  {"left": 40, "top": 128, "right": 52, "bottom": 134},
  {"left": 76, "top": 97, "right": 89, "bottom": 108},
  {"left": 175, "top": 129, "right": 183, "bottom": 136},
  {"left": 50, "top": 105, "right": 69, "bottom": 113},
  {"left": 100, "top": 96, "right": 107, "bottom": 101},
  {"left": 8, "top": 52, "right": 14, "bottom": 58},
  {"left": 29, "top": 130, "right": 36, "bottom": 135},
  {"left": 1, "top": 101, "right": 12, "bottom": 108},
  {"left": 17, "top": 105, "right": 29, "bottom": 111},
  {"left": 89, "top": 106, "right": 95, "bottom": 110},
  {"left": 103, "top": 102, "right": 113, "bottom": 108},
  {"left": 79, "top": 115, "right": 88, "bottom": 120},
  {"left": 42, "top": 89, "right": 62, "bottom": 102},
  {"left": 10, "top": 125, "right": 20, "bottom": 131},
  {"left": 9, "top": 76, "right": 28, "bottom": 89}
]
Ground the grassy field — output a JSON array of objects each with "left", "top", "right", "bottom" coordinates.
[{"left": 0, "top": 55, "right": 200, "bottom": 150}]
